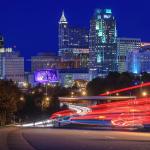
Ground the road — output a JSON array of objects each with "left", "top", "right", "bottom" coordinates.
[{"left": 0, "top": 127, "right": 150, "bottom": 150}]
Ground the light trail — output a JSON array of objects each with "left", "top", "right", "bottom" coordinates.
[
  {"left": 50, "top": 97, "right": 150, "bottom": 129},
  {"left": 100, "top": 82, "right": 150, "bottom": 96},
  {"left": 17, "top": 119, "right": 53, "bottom": 127}
]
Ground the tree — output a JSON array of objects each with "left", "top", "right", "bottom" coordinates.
[{"left": 0, "top": 80, "right": 22, "bottom": 125}]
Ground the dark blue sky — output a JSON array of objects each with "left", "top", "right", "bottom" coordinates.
[{"left": 0, "top": 0, "right": 150, "bottom": 59}]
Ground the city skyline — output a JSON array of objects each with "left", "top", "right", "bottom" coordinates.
[{"left": 0, "top": 0, "right": 150, "bottom": 60}]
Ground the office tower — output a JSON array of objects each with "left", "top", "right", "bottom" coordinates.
[
  {"left": 117, "top": 38, "right": 141, "bottom": 72},
  {"left": 31, "top": 53, "right": 59, "bottom": 73},
  {"left": 1, "top": 52, "right": 24, "bottom": 82},
  {"left": 58, "top": 11, "right": 69, "bottom": 57},
  {"left": 58, "top": 11, "right": 89, "bottom": 67},
  {"left": 89, "top": 9, "right": 118, "bottom": 76},
  {"left": 69, "top": 27, "right": 89, "bottom": 49}
]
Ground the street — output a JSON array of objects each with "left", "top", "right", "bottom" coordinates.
[{"left": 0, "top": 127, "right": 150, "bottom": 150}]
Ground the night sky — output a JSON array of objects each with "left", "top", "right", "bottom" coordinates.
[{"left": 0, "top": 0, "right": 150, "bottom": 62}]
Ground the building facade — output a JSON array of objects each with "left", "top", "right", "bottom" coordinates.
[
  {"left": 0, "top": 52, "right": 24, "bottom": 82},
  {"left": 58, "top": 11, "right": 89, "bottom": 68},
  {"left": 126, "top": 50, "right": 141, "bottom": 74},
  {"left": 140, "top": 50, "right": 150, "bottom": 73},
  {"left": 59, "top": 68, "right": 89, "bottom": 87},
  {"left": 126, "top": 49, "right": 150, "bottom": 74},
  {"left": 58, "top": 11, "right": 69, "bottom": 57},
  {"left": 89, "top": 9, "right": 118, "bottom": 76},
  {"left": 31, "top": 53, "right": 59, "bottom": 73},
  {"left": 117, "top": 38, "right": 141, "bottom": 73}
]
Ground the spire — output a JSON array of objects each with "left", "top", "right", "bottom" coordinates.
[{"left": 59, "top": 10, "right": 67, "bottom": 24}]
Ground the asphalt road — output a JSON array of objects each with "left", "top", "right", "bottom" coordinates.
[{"left": 0, "top": 127, "right": 150, "bottom": 150}]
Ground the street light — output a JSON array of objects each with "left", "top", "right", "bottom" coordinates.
[
  {"left": 45, "top": 96, "right": 50, "bottom": 101},
  {"left": 23, "top": 82, "right": 28, "bottom": 88},
  {"left": 20, "top": 96, "right": 24, "bottom": 101},
  {"left": 71, "top": 92, "right": 74, "bottom": 97},
  {"left": 31, "top": 91, "right": 35, "bottom": 94},
  {"left": 142, "top": 91, "right": 147, "bottom": 97},
  {"left": 82, "top": 91, "right": 87, "bottom": 96}
]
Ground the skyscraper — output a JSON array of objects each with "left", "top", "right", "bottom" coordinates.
[
  {"left": 58, "top": 11, "right": 69, "bottom": 57},
  {"left": 89, "top": 9, "right": 118, "bottom": 76},
  {"left": 58, "top": 11, "right": 89, "bottom": 67}
]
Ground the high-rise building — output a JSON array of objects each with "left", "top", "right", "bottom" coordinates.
[
  {"left": 117, "top": 38, "right": 141, "bottom": 72},
  {"left": 31, "top": 53, "right": 59, "bottom": 73},
  {"left": 0, "top": 52, "right": 24, "bottom": 82},
  {"left": 69, "top": 27, "right": 89, "bottom": 49},
  {"left": 89, "top": 9, "right": 118, "bottom": 76},
  {"left": 58, "top": 11, "right": 69, "bottom": 57},
  {"left": 58, "top": 11, "right": 89, "bottom": 67}
]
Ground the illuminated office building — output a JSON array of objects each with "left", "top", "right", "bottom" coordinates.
[
  {"left": 127, "top": 48, "right": 150, "bottom": 74},
  {"left": 140, "top": 50, "right": 150, "bottom": 73},
  {"left": 117, "top": 38, "right": 141, "bottom": 72},
  {"left": 0, "top": 52, "right": 24, "bottom": 82},
  {"left": 89, "top": 9, "right": 118, "bottom": 76},
  {"left": 58, "top": 11, "right": 89, "bottom": 67},
  {"left": 126, "top": 50, "right": 141, "bottom": 74},
  {"left": 31, "top": 53, "right": 59, "bottom": 73},
  {"left": 58, "top": 11, "right": 69, "bottom": 57}
]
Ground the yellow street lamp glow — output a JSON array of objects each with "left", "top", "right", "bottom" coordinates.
[
  {"left": 71, "top": 92, "right": 74, "bottom": 97},
  {"left": 32, "top": 91, "right": 35, "bottom": 94},
  {"left": 23, "top": 82, "right": 28, "bottom": 88},
  {"left": 82, "top": 91, "right": 86, "bottom": 96},
  {"left": 20, "top": 97, "right": 24, "bottom": 101},
  {"left": 142, "top": 91, "right": 147, "bottom": 97},
  {"left": 45, "top": 97, "right": 50, "bottom": 101}
]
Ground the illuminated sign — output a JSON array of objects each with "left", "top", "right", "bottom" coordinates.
[{"left": 35, "top": 69, "right": 59, "bottom": 83}]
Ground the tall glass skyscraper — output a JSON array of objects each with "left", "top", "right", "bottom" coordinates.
[
  {"left": 58, "top": 11, "right": 69, "bottom": 57},
  {"left": 89, "top": 9, "right": 118, "bottom": 76},
  {"left": 58, "top": 11, "right": 89, "bottom": 68}
]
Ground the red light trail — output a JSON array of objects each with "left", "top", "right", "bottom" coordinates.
[
  {"left": 50, "top": 97, "right": 150, "bottom": 128},
  {"left": 100, "top": 82, "right": 150, "bottom": 96}
]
